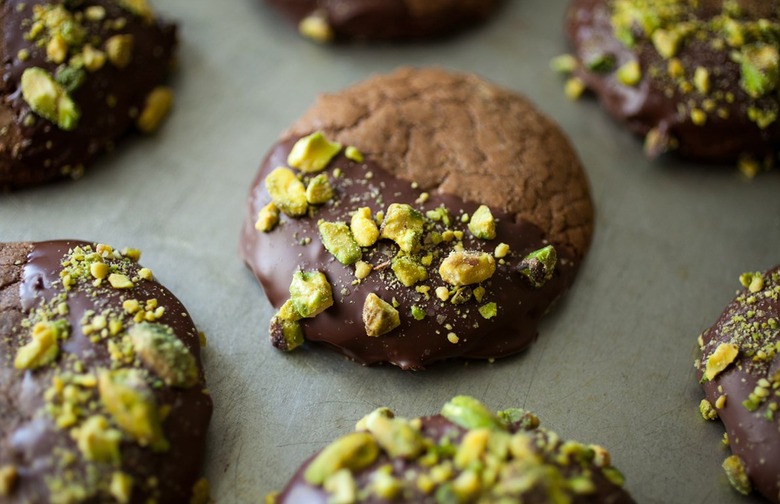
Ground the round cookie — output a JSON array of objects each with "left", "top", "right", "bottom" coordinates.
[
  {"left": 696, "top": 267, "right": 780, "bottom": 502},
  {"left": 264, "top": 0, "right": 499, "bottom": 43},
  {"left": 240, "top": 67, "right": 594, "bottom": 370},
  {"left": 562, "top": 0, "right": 780, "bottom": 167},
  {"left": 0, "top": 0, "right": 177, "bottom": 189},
  {"left": 0, "top": 241, "right": 212, "bottom": 503},
  {"left": 271, "top": 395, "right": 635, "bottom": 503}
]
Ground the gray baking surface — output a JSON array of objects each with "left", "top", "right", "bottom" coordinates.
[{"left": 1, "top": 0, "right": 778, "bottom": 502}]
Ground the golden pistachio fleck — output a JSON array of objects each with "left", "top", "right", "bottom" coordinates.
[
  {"left": 85, "top": 5, "right": 107, "bottom": 21},
  {"left": 350, "top": 207, "right": 380, "bottom": 247},
  {"left": 108, "top": 273, "right": 134, "bottom": 289},
  {"left": 565, "top": 77, "right": 586, "bottom": 100},
  {"left": 304, "top": 432, "right": 379, "bottom": 485},
  {"left": 21, "top": 67, "right": 80, "bottom": 131},
  {"left": 380, "top": 203, "right": 425, "bottom": 253},
  {"left": 14, "top": 320, "right": 66, "bottom": 370},
  {"left": 345, "top": 146, "right": 364, "bottom": 163},
  {"left": 319, "top": 220, "right": 362, "bottom": 265},
  {"left": 363, "top": 293, "right": 400, "bottom": 337},
  {"left": 288, "top": 131, "right": 342, "bottom": 173},
  {"left": 439, "top": 250, "right": 496, "bottom": 286},
  {"left": 306, "top": 173, "right": 334, "bottom": 204},
  {"left": 704, "top": 343, "right": 739, "bottom": 381},
  {"left": 129, "top": 323, "right": 199, "bottom": 388},
  {"left": 104, "top": 34, "right": 134, "bottom": 68},
  {"left": 74, "top": 415, "right": 122, "bottom": 462},
  {"left": 289, "top": 270, "right": 334, "bottom": 319},
  {"left": 46, "top": 33, "right": 68, "bottom": 63},
  {"left": 136, "top": 86, "right": 173, "bottom": 134},
  {"left": 90, "top": 261, "right": 109, "bottom": 280},
  {"left": 391, "top": 255, "right": 428, "bottom": 287},
  {"left": 266, "top": 167, "right": 308, "bottom": 217},
  {"left": 298, "top": 14, "right": 334, "bottom": 43},
  {"left": 467, "top": 205, "right": 496, "bottom": 240},
  {"left": 81, "top": 44, "right": 107, "bottom": 72},
  {"left": 255, "top": 202, "right": 280, "bottom": 232},
  {"left": 110, "top": 471, "right": 133, "bottom": 504},
  {"left": 722, "top": 455, "right": 751, "bottom": 495},
  {"left": 616, "top": 60, "right": 642, "bottom": 86}
]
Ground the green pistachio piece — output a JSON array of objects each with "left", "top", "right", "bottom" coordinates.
[
  {"left": 298, "top": 14, "right": 333, "bottom": 44},
  {"left": 361, "top": 410, "right": 425, "bottom": 459},
  {"left": 602, "top": 467, "right": 626, "bottom": 487},
  {"left": 98, "top": 369, "right": 168, "bottom": 451},
  {"left": 129, "top": 322, "right": 199, "bottom": 388},
  {"left": 350, "top": 207, "right": 380, "bottom": 247},
  {"left": 21, "top": 67, "right": 80, "bottom": 131},
  {"left": 497, "top": 408, "right": 540, "bottom": 430},
  {"left": 318, "top": 221, "right": 362, "bottom": 265},
  {"left": 255, "top": 202, "right": 280, "bottom": 232},
  {"left": 391, "top": 254, "right": 428, "bottom": 287},
  {"left": 305, "top": 173, "right": 334, "bottom": 204},
  {"left": 454, "top": 429, "right": 490, "bottom": 469},
  {"left": 269, "top": 314, "right": 304, "bottom": 352},
  {"left": 616, "top": 60, "right": 642, "bottom": 86},
  {"left": 105, "top": 34, "right": 134, "bottom": 68},
  {"left": 323, "top": 469, "right": 357, "bottom": 504},
  {"left": 584, "top": 52, "right": 616, "bottom": 72},
  {"left": 362, "top": 293, "right": 400, "bottom": 337},
  {"left": 517, "top": 245, "right": 557, "bottom": 288},
  {"left": 467, "top": 205, "right": 496, "bottom": 240},
  {"left": 14, "top": 320, "right": 67, "bottom": 370},
  {"left": 345, "top": 146, "right": 363, "bottom": 163},
  {"left": 722, "top": 455, "right": 751, "bottom": 495},
  {"left": 704, "top": 343, "right": 738, "bottom": 381},
  {"left": 379, "top": 203, "right": 425, "bottom": 253},
  {"left": 550, "top": 54, "right": 577, "bottom": 73},
  {"left": 55, "top": 65, "right": 86, "bottom": 93},
  {"left": 304, "top": 432, "right": 379, "bottom": 486},
  {"left": 265, "top": 167, "right": 308, "bottom": 217},
  {"left": 288, "top": 132, "right": 342, "bottom": 173},
  {"left": 289, "top": 270, "right": 334, "bottom": 318},
  {"left": 739, "top": 44, "right": 780, "bottom": 98},
  {"left": 478, "top": 302, "right": 497, "bottom": 320},
  {"left": 410, "top": 305, "right": 426, "bottom": 321},
  {"left": 439, "top": 250, "right": 496, "bottom": 286},
  {"left": 651, "top": 29, "right": 683, "bottom": 59},
  {"left": 74, "top": 415, "right": 122, "bottom": 463},
  {"left": 441, "top": 396, "right": 506, "bottom": 431},
  {"left": 699, "top": 399, "right": 718, "bottom": 420}
]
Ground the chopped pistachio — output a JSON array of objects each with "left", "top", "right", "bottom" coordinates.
[
  {"left": 81, "top": 44, "right": 106, "bottom": 72},
  {"left": 739, "top": 44, "right": 779, "bottom": 98},
  {"left": 439, "top": 250, "right": 496, "bottom": 286},
  {"left": 454, "top": 429, "right": 490, "bottom": 469},
  {"left": 318, "top": 221, "right": 362, "bottom": 265},
  {"left": 379, "top": 203, "right": 425, "bottom": 253},
  {"left": 517, "top": 245, "right": 557, "bottom": 288},
  {"left": 108, "top": 273, "right": 134, "bottom": 289},
  {"left": 410, "top": 305, "right": 426, "bottom": 321},
  {"left": 105, "top": 34, "right": 134, "bottom": 68},
  {"left": 90, "top": 262, "right": 109, "bottom": 280},
  {"left": 699, "top": 399, "right": 718, "bottom": 420},
  {"left": 266, "top": 167, "right": 308, "bottom": 217},
  {"left": 304, "top": 432, "right": 379, "bottom": 485},
  {"left": 362, "top": 293, "right": 400, "bottom": 337},
  {"left": 616, "top": 60, "right": 642, "bottom": 86},
  {"left": 354, "top": 261, "right": 373, "bottom": 280},
  {"left": 21, "top": 67, "right": 80, "bottom": 131},
  {"left": 136, "top": 86, "right": 173, "bottom": 134},
  {"left": 14, "top": 320, "right": 66, "bottom": 370},
  {"left": 129, "top": 323, "right": 199, "bottom": 388},
  {"left": 435, "top": 287, "right": 450, "bottom": 301},
  {"left": 467, "top": 205, "right": 496, "bottom": 240},
  {"left": 693, "top": 67, "right": 710, "bottom": 93},
  {"left": 109, "top": 471, "right": 133, "bottom": 504},
  {"left": 350, "top": 207, "right": 380, "bottom": 247},
  {"left": 289, "top": 270, "right": 334, "bottom": 318},
  {"left": 305, "top": 173, "right": 334, "bottom": 204},
  {"left": 391, "top": 255, "right": 428, "bottom": 287},
  {"left": 361, "top": 410, "right": 425, "bottom": 459},
  {"left": 46, "top": 34, "right": 68, "bottom": 64},
  {"left": 441, "top": 396, "right": 506, "bottom": 431},
  {"left": 550, "top": 54, "right": 577, "bottom": 73},
  {"left": 584, "top": 52, "right": 616, "bottom": 72},
  {"left": 288, "top": 132, "right": 342, "bottom": 173},
  {"left": 651, "top": 29, "right": 683, "bottom": 59},
  {"left": 74, "top": 415, "right": 122, "bottom": 463},
  {"left": 269, "top": 314, "right": 304, "bottom": 352},
  {"left": 345, "top": 146, "right": 364, "bottom": 163},
  {"left": 255, "top": 202, "right": 280, "bottom": 232},
  {"left": 98, "top": 369, "right": 168, "bottom": 451},
  {"left": 478, "top": 302, "right": 497, "bottom": 320},
  {"left": 722, "top": 455, "right": 751, "bottom": 495},
  {"left": 298, "top": 14, "right": 333, "bottom": 43},
  {"left": 85, "top": 5, "right": 107, "bottom": 21},
  {"left": 704, "top": 343, "right": 739, "bottom": 381},
  {"left": 323, "top": 469, "right": 357, "bottom": 504},
  {"left": 564, "top": 77, "right": 586, "bottom": 100}
]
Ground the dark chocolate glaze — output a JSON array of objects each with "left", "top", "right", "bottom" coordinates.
[
  {"left": 241, "top": 137, "right": 578, "bottom": 370},
  {"left": 698, "top": 265, "right": 780, "bottom": 503},
  {"left": 0, "top": 0, "right": 177, "bottom": 189},
  {"left": 565, "top": 0, "right": 780, "bottom": 162},
  {"left": 277, "top": 413, "right": 635, "bottom": 503},
  {"left": 264, "top": 0, "right": 498, "bottom": 42},
  {"left": 0, "top": 240, "right": 212, "bottom": 503}
]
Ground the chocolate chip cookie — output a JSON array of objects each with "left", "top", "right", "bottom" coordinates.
[
  {"left": 0, "top": 0, "right": 177, "bottom": 189},
  {"left": 561, "top": 0, "right": 780, "bottom": 169},
  {"left": 240, "top": 67, "right": 594, "bottom": 370},
  {"left": 271, "top": 395, "right": 635, "bottom": 503},
  {"left": 0, "top": 241, "right": 212, "bottom": 503},
  {"left": 264, "top": 0, "right": 499, "bottom": 43}
]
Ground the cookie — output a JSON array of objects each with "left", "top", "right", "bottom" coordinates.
[
  {"left": 561, "top": 0, "right": 780, "bottom": 168},
  {"left": 696, "top": 268, "right": 780, "bottom": 502},
  {"left": 0, "top": 241, "right": 212, "bottom": 503},
  {"left": 240, "top": 67, "right": 594, "bottom": 370},
  {"left": 270, "top": 395, "right": 635, "bottom": 503},
  {"left": 0, "top": 0, "right": 177, "bottom": 189},
  {"left": 264, "top": 0, "right": 499, "bottom": 43}
]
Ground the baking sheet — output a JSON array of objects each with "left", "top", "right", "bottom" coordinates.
[{"left": 1, "top": 0, "right": 779, "bottom": 502}]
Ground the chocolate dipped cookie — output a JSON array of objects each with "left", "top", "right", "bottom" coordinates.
[
  {"left": 240, "top": 67, "right": 594, "bottom": 370},
  {"left": 697, "top": 268, "right": 780, "bottom": 502},
  {"left": 0, "top": 241, "right": 212, "bottom": 503},
  {"left": 264, "top": 0, "right": 499, "bottom": 43},
  {"left": 0, "top": 0, "right": 177, "bottom": 189},
  {"left": 270, "top": 395, "right": 635, "bottom": 503},
  {"left": 561, "top": 0, "right": 780, "bottom": 168}
]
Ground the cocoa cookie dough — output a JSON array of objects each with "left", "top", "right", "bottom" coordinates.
[
  {"left": 240, "top": 67, "right": 594, "bottom": 370},
  {"left": 560, "top": 0, "right": 780, "bottom": 169},
  {"left": 270, "top": 395, "right": 635, "bottom": 503},
  {"left": 264, "top": 0, "right": 499, "bottom": 43},
  {"left": 0, "top": 0, "right": 177, "bottom": 189},
  {"left": 696, "top": 267, "right": 780, "bottom": 502},
  {"left": 0, "top": 241, "right": 212, "bottom": 503}
]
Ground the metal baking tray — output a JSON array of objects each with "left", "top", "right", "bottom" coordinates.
[{"left": 2, "top": 0, "right": 778, "bottom": 502}]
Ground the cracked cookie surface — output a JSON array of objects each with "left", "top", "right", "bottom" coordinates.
[{"left": 241, "top": 68, "right": 594, "bottom": 370}]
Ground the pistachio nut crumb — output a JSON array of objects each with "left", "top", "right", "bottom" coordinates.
[
  {"left": 441, "top": 396, "right": 506, "bottom": 431},
  {"left": 391, "top": 254, "right": 428, "bottom": 287},
  {"left": 14, "top": 319, "right": 67, "bottom": 370},
  {"left": 704, "top": 342, "right": 738, "bottom": 381},
  {"left": 345, "top": 146, "right": 364, "bottom": 163},
  {"left": 105, "top": 34, "right": 134, "bottom": 68},
  {"left": 363, "top": 293, "right": 400, "bottom": 337},
  {"left": 255, "top": 202, "right": 281, "bottom": 232},
  {"left": 190, "top": 478, "right": 211, "bottom": 504},
  {"left": 289, "top": 270, "right": 334, "bottom": 318},
  {"left": 380, "top": 203, "right": 425, "bottom": 253},
  {"left": 288, "top": 131, "right": 342, "bottom": 172},
  {"left": 699, "top": 398, "right": 718, "bottom": 420},
  {"left": 73, "top": 415, "right": 122, "bottom": 463},
  {"left": 109, "top": 471, "right": 133, "bottom": 504},
  {"left": 439, "top": 250, "right": 496, "bottom": 286},
  {"left": 350, "top": 207, "right": 380, "bottom": 247},
  {"left": 304, "top": 432, "right": 380, "bottom": 485},
  {"left": 478, "top": 302, "right": 497, "bottom": 320},
  {"left": 318, "top": 220, "right": 362, "bottom": 265},
  {"left": 305, "top": 173, "right": 334, "bottom": 204},
  {"left": 722, "top": 455, "right": 751, "bottom": 495},
  {"left": 136, "top": 86, "right": 173, "bottom": 134},
  {"left": 269, "top": 314, "right": 304, "bottom": 352},
  {"left": 467, "top": 205, "right": 496, "bottom": 240},
  {"left": 354, "top": 261, "right": 373, "bottom": 280},
  {"left": 266, "top": 167, "right": 308, "bottom": 217},
  {"left": 21, "top": 67, "right": 80, "bottom": 130},
  {"left": 298, "top": 14, "right": 334, "bottom": 43},
  {"left": 129, "top": 323, "right": 199, "bottom": 388},
  {"left": 518, "top": 245, "right": 557, "bottom": 288}
]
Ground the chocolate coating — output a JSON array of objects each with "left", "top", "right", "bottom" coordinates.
[
  {"left": 0, "top": 0, "right": 177, "bottom": 189},
  {"left": 264, "top": 0, "right": 498, "bottom": 42},
  {"left": 0, "top": 241, "right": 212, "bottom": 503},
  {"left": 275, "top": 399, "right": 635, "bottom": 503},
  {"left": 697, "top": 267, "right": 780, "bottom": 502},
  {"left": 565, "top": 0, "right": 780, "bottom": 163}
]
